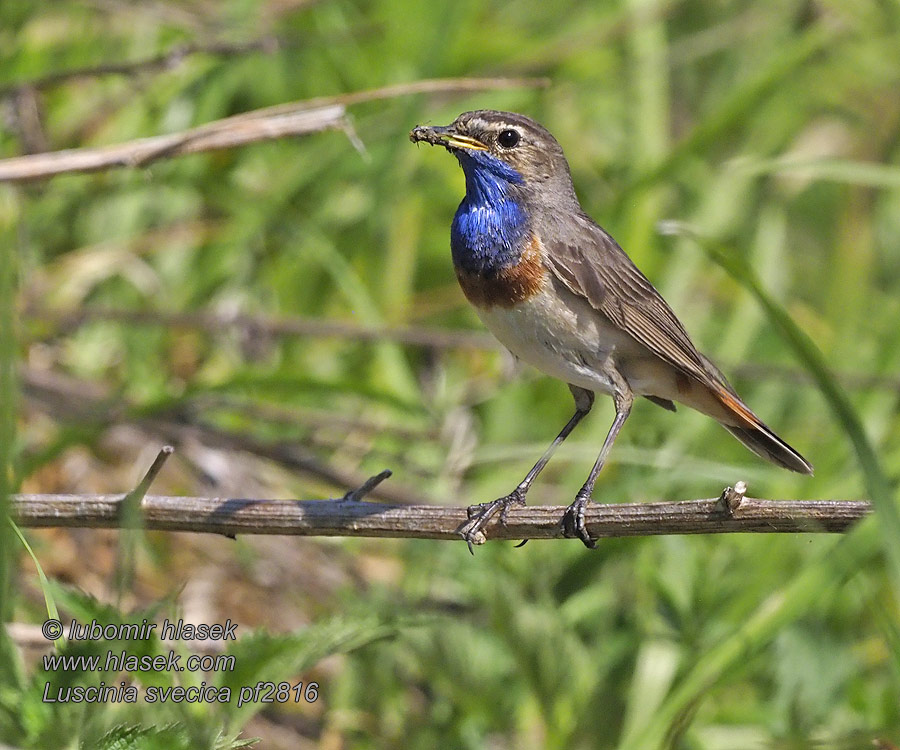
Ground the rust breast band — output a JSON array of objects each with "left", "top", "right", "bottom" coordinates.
[{"left": 455, "top": 235, "right": 547, "bottom": 309}]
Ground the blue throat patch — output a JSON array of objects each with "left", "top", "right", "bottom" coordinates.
[{"left": 450, "top": 151, "right": 528, "bottom": 276}]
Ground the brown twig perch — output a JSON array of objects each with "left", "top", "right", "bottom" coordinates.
[
  {"left": 11, "top": 445, "right": 872, "bottom": 544},
  {"left": 0, "top": 76, "right": 549, "bottom": 182},
  {"left": 12, "top": 490, "right": 871, "bottom": 541}
]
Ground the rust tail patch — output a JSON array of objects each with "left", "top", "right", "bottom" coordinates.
[
  {"left": 714, "top": 385, "right": 761, "bottom": 427},
  {"left": 712, "top": 383, "right": 813, "bottom": 474}
]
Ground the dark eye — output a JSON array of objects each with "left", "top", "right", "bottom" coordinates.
[{"left": 497, "top": 129, "right": 520, "bottom": 148}]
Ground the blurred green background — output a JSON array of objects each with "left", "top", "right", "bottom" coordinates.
[{"left": 1, "top": 0, "right": 900, "bottom": 748}]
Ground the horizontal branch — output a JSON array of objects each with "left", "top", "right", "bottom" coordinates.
[
  {"left": 0, "top": 37, "right": 280, "bottom": 97},
  {"left": 12, "top": 492, "right": 872, "bottom": 541},
  {"left": 24, "top": 305, "right": 498, "bottom": 350},
  {"left": 0, "top": 104, "right": 347, "bottom": 181},
  {"left": 0, "top": 75, "right": 549, "bottom": 182}
]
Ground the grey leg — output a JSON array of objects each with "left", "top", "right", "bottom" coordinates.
[
  {"left": 563, "top": 389, "right": 633, "bottom": 548},
  {"left": 458, "top": 385, "right": 594, "bottom": 552}
]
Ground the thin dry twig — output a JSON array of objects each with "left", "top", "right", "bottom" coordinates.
[
  {"left": 0, "top": 104, "right": 347, "bottom": 181},
  {"left": 0, "top": 76, "right": 549, "bottom": 182},
  {"left": 718, "top": 480, "right": 747, "bottom": 514},
  {"left": 0, "top": 38, "right": 281, "bottom": 98},
  {"left": 341, "top": 469, "right": 392, "bottom": 502},
  {"left": 125, "top": 445, "right": 175, "bottom": 508},
  {"left": 256, "top": 75, "right": 551, "bottom": 113},
  {"left": 12, "top": 491, "right": 871, "bottom": 541}
]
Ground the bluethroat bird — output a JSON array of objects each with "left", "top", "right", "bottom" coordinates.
[{"left": 410, "top": 110, "right": 812, "bottom": 550}]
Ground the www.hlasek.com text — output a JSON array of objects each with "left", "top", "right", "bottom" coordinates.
[{"left": 43, "top": 648, "right": 235, "bottom": 674}]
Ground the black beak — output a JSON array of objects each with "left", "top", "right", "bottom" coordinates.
[{"left": 409, "top": 124, "right": 488, "bottom": 151}]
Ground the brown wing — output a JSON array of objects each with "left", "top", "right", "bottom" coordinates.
[{"left": 544, "top": 212, "right": 717, "bottom": 387}]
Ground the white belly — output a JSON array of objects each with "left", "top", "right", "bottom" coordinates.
[{"left": 474, "top": 282, "right": 635, "bottom": 395}]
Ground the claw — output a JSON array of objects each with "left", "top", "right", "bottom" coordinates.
[
  {"left": 562, "top": 492, "right": 597, "bottom": 549},
  {"left": 457, "top": 488, "right": 527, "bottom": 552}
]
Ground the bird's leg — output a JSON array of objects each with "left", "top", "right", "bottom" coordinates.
[
  {"left": 458, "top": 386, "right": 594, "bottom": 552},
  {"left": 563, "top": 389, "right": 633, "bottom": 548}
]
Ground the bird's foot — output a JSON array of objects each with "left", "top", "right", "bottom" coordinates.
[
  {"left": 562, "top": 491, "right": 597, "bottom": 549},
  {"left": 457, "top": 488, "right": 527, "bottom": 554}
]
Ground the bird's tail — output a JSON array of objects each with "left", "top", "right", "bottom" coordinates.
[
  {"left": 721, "top": 423, "right": 813, "bottom": 475},
  {"left": 715, "top": 387, "right": 813, "bottom": 475}
]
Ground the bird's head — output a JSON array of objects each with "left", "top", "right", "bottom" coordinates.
[{"left": 410, "top": 110, "right": 576, "bottom": 208}]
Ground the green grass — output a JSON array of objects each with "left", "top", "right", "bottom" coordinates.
[{"left": 2, "top": 0, "right": 900, "bottom": 748}]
